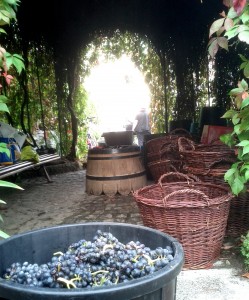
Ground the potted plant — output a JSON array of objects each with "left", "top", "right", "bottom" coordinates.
[{"left": 208, "top": 0, "right": 249, "bottom": 196}]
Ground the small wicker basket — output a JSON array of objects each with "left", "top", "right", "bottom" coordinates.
[{"left": 133, "top": 172, "right": 233, "bottom": 269}]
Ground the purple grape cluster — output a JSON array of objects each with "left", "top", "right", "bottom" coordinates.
[{"left": 2, "top": 230, "right": 174, "bottom": 289}]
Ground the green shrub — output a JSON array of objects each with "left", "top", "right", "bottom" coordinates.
[{"left": 241, "top": 231, "right": 249, "bottom": 270}]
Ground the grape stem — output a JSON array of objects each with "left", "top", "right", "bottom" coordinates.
[
  {"left": 53, "top": 251, "right": 64, "bottom": 256},
  {"left": 57, "top": 277, "right": 77, "bottom": 289}
]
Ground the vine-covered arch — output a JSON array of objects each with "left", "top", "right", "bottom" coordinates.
[{"left": 5, "top": 0, "right": 240, "bottom": 159}]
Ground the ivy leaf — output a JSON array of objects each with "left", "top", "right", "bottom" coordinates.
[
  {"left": 227, "top": 7, "right": 239, "bottom": 19},
  {"left": 224, "top": 168, "right": 236, "bottom": 182},
  {"left": 241, "top": 163, "right": 249, "bottom": 171},
  {"left": 0, "top": 28, "right": 6, "bottom": 35},
  {"left": 245, "top": 169, "right": 249, "bottom": 181},
  {"left": 241, "top": 97, "right": 249, "bottom": 108},
  {"left": 4, "top": 52, "right": 25, "bottom": 74},
  {"left": 237, "top": 25, "right": 249, "bottom": 33},
  {"left": 209, "top": 18, "right": 225, "bottom": 37},
  {"left": 231, "top": 177, "right": 245, "bottom": 195},
  {"left": 234, "top": 123, "right": 241, "bottom": 134},
  {"left": 0, "top": 10, "right": 12, "bottom": 26},
  {"left": 238, "top": 119, "right": 249, "bottom": 131},
  {"left": 237, "top": 147, "right": 244, "bottom": 160},
  {"left": 0, "top": 95, "right": 8, "bottom": 103},
  {"left": 220, "top": 132, "right": 236, "bottom": 146},
  {"left": 12, "top": 54, "right": 25, "bottom": 74},
  {"left": 225, "top": 25, "right": 239, "bottom": 39},
  {"left": 238, "top": 30, "right": 249, "bottom": 44},
  {"left": 241, "top": 6, "right": 249, "bottom": 23},
  {"left": 240, "top": 61, "right": 247, "bottom": 69},
  {"left": 238, "top": 108, "right": 249, "bottom": 117},
  {"left": 242, "top": 144, "right": 249, "bottom": 155},
  {"left": 232, "top": 113, "right": 240, "bottom": 124},
  {"left": 239, "top": 54, "right": 248, "bottom": 61},
  {"left": 224, "top": 168, "right": 237, "bottom": 188},
  {"left": 217, "top": 37, "right": 229, "bottom": 50},
  {"left": 238, "top": 131, "right": 249, "bottom": 141},
  {"left": 217, "top": 26, "right": 225, "bottom": 37},
  {"left": 221, "top": 109, "right": 237, "bottom": 118},
  {"left": 229, "top": 87, "right": 244, "bottom": 95},
  {"left": 240, "top": 78, "right": 248, "bottom": 90},
  {"left": 243, "top": 62, "right": 249, "bottom": 77},
  {"left": 224, "top": 18, "right": 234, "bottom": 30},
  {"left": 0, "top": 103, "right": 10, "bottom": 113},
  {"left": 233, "top": 0, "right": 247, "bottom": 15},
  {"left": 237, "top": 140, "right": 249, "bottom": 147},
  {"left": 208, "top": 38, "right": 219, "bottom": 58},
  {"left": 235, "top": 94, "right": 243, "bottom": 109}
]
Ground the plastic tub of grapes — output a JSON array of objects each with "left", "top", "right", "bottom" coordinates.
[{"left": 0, "top": 222, "right": 184, "bottom": 300}]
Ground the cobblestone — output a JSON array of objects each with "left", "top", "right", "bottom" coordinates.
[{"left": 0, "top": 169, "right": 143, "bottom": 236}]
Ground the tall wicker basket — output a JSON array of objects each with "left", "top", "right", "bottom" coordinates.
[
  {"left": 133, "top": 173, "right": 233, "bottom": 269},
  {"left": 185, "top": 165, "right": 249, "bottom": 238}
]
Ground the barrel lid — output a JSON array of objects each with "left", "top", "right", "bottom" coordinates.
[{"left": 88, "top": 145, "right": 140, "bottom": 154}]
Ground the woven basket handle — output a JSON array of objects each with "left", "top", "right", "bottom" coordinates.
[
  {"left": 207, "top": 158, "right": 234, "bottom": 170},
  {"left": 169, "top": 128, "right": 191, "bottom": 137},
  {"left": 178, "top": 136, "right": 195, "bottom": 152},
  {"left": 163, "top": 188, "right": 210, "bottom": 207},
  {"left": 158, "top": 172, "right": 195, "bottom": 188}
]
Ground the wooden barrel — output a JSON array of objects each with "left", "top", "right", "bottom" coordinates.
[{"left": 86, "top": 146, "right": 147, "bottom": 196}]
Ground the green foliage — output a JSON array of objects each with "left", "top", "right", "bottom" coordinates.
[
  {"left": 81, "top": 31, "right": 175, "bottom": 133},
  {"left": 0, "top": 0, "right": 24, "bottom": 123},
  {"left": 74, "top": 85, "right": 89, "bottom": 159},
  {"left": 210, "top": 2, "right": 249, "bottom": 196},
  {"left": 0, "top": 179, "right": 23, "bottom": 239},
  {"left": 5, "top": 52, "right": 25, "bottom": 74},
  {"left": 241, "top": 231, "right": 249, "bottom": 270},
  {"left": 0, "top": 94, "right": 9, "bottom": 113},
  {"left": 220, "top": 65, "right": 249, "bottom": 195},
  {"left": 0, "top": 0, "right": 20, "bottom": 26},
  {"left": 0, "top": 0, "right": 23, "bottom": 239}
]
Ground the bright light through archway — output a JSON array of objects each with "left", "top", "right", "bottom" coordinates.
[{"left": 84, "top": 54, "right": 151, "bottom": 134}]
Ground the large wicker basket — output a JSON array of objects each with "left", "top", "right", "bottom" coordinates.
[
  {"left": 146, "top": 128, "right": 191, "bottom": 154},
  {"left": 183, "top": 159, "right": 234, "bottom": 186},
  {"left": 133, "top": 172, "right": 232, "bottom": 269},
  {"left": 148, "top": 159, "right": 171, "bottom": 182},
  {"left": 178, "top": 137, "right": 236, "bottom": 169},
  {"left": 184, "top": 162, "right": 249, "bottom": 238},
  {"left": 226, "top": 189, "right": 249, "bottom": 237},
  {"left": 186, "top": 165, "right": 249, "bottom": 238}
]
